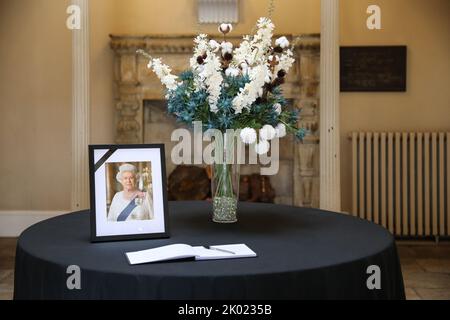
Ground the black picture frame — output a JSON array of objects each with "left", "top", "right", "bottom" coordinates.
[
  {"left": 340, "top": 46, "right": 407, "bottom": 92},
  {"left": 89, "top": 144, "right": 170, "bottom": 242}
]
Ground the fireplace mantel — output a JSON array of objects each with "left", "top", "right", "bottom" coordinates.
[
  {"left": 110, "top": 34, "right": 321, "bottom": 207},
  {"left": 110, "top": 33, "right": 320, "bottom": 52}
]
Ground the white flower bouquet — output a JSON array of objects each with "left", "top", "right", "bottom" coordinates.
[
  {"left": 138, "top": 17, "right": 305, "bottom": 223},
  {"left": 138, "top": 17, "right": 305, "bottom": 156}
]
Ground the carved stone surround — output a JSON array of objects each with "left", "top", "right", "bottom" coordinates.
[{"left": 110, "top": 34, "right": 320, "bottom": 207}]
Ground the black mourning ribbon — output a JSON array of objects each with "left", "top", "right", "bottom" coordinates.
[{"left": 94, "top": 147, "right": 118, "bottom": 172}]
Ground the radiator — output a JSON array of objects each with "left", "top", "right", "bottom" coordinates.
[{"left": 351, "top": 132, "right": 450, "bottom": 237}]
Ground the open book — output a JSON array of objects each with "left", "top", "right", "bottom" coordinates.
[{"left": 125, "top": 243, "right": 257, "bottom": 265}]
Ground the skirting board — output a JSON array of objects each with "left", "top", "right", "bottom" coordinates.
[{"left": 0, "top": 210, "right": 68, "bottom": 237}]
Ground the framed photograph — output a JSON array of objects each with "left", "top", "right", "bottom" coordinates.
[
  {"left": 340, "top": 46, "right": 407, "bottom": 92},
  {"left": 89, "top": 144, "right": 169, "bottom": 242}
]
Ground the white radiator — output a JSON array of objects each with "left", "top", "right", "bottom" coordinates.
[{"left": 351, "top": 132, "right": 450, "bottom": 238}]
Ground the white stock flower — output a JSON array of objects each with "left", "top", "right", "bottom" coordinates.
[
  {"left": 239, "top": 128, "right": 257, "bottom": 144},
  {"left": 233, "top": 40, "right": 252, "bottom": 66},
  {"left": 232, "top": 17, "right": 274, "bottom": 68},
  {"left": 257, "top": 17, "right": 274, "bottom": 29},
  {"left": 251, "top": 18, "right": 275, "bottom": 64},
  {"left": 259, "top": 124, "right": 276, "bottom": 141},
  {"left": 192, "top": 34, "right": 209, "bottom": 58},
  {"left": 196, "top": 64, "right": 205, "bottom": 74},
  {"left": 189, "top": 34, "right": 225, "bottom": 105},
  {"left": 275, "top": 49, "right": 295, "bottom": 75},
  {"left": 161, "top": 74, "right": 178, "bottom": 91},
  {"left": 275, "top": 36, "right": 290, "bottom": 49},
  {"left": 232, "top": 64, "right": 269, "bottom": 114},
  {"left": 150, "top": 58, "right": 179, "bottom": 91},
  {"left": 255, "top": 140, "right": 270, "bottom": 155},
  {"left": 190, "top": 34, "right": 209, "bottom": 71},
  {"left": 257, "top": 88, "right": 264, "bottom": 97},
  {"left": 273, "top": 103, "right": 282, "bottom": 114},
  {"left": 225, "top": 67, "right": 240, "bottom": 77},
  {"left": 200, "top": 54, "right": 223, "bottom": 113},
  {"left": 275, "top": 123, "right": 287, "bottom": 138}
]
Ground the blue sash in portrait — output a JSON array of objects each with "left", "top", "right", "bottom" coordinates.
[{"left": 116, "top": 196, "right": 138, "bottom": 221}]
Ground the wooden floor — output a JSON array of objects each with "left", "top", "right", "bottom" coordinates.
[{"left": 1, "top": 238, "right": 449, "bottom": 300}]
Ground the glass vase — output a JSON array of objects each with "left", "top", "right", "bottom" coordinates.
[{"left": 211, "top": 134, "right": 240, "bottom": 223}]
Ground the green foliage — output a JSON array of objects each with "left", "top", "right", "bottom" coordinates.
[{"left": 166, "top": 71, "right": 305, "bottom": 139}]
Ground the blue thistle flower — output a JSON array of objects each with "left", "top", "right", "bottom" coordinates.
[{"left": 296, "top": 128, "right": 307, "bottom": 140}]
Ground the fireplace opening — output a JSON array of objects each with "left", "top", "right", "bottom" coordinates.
[{"left": 143, "top": 99, "right": 295, "bottom": 204}]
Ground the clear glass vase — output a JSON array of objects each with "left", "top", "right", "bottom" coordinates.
[{"left": 211, "top": 134, "right": 240, "bottom": 223}]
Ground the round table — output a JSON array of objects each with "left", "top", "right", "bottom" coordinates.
[{"left": 14, "top": 201, "right": 405, "bottom": 300}]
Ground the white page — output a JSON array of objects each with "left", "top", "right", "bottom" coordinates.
[
  {"left": 194, "top": 244, "right": 257, "bottom": 261},
  {"left": 191, "top": 246, "right": 234, "bottom": 260},
  {"left": 125, "top": 243, "right": 257, "bottom": 264},
  {"left": 126, "top": 244, "right": 194, "bottom": 265}
]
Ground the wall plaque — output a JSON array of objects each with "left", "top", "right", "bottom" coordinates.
[{"left": 340, "top": 46, "right": 407, "bottom": 92}]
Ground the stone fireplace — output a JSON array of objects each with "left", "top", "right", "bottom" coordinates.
[{"left": 110, "top": 34, "right": 321, "bottom": 207}]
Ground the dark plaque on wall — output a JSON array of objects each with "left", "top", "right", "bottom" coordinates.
[{"left": 340, "top": 46, "right": 407, "bottom": 92}]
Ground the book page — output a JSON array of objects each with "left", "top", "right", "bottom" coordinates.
[
  {"left": 191, "top": 246, "right": 235, "bottom": 260},
  {"left": 126, "top": 244, "right": 194, "bottom": 265},
  {"left": 193, "top": 244, "right": 257, "bottom": 261}
]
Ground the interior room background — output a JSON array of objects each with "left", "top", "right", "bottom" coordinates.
[{"left": 0, "top": 0, "right": 448, "bottom": 228}]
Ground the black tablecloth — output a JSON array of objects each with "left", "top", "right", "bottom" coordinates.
[{"left": 14, "top": 201, "right": 405, "bottom": 300}]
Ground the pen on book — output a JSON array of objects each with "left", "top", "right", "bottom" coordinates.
[{"left": 208, "top": 247, "right": 235, "bottom": 254}]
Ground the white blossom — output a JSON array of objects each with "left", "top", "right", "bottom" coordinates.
[
  {"left": 275, "top": 123, "right": 287, "bottom": 138},
  {"left": 257, "top": 88, "right": 264, "bottom": 97},
  {"left": 199, "top": 53, "right": 223, "bottom": 113},
  {"left": 233, "top": 40, "right": 252, "bottom": 66},
  {"left": 250, "top": 17, "right": 275, "bottom": 65},
  {"left": 218, "top": 23, "right": 233, "bottom": 34},
  {"left": 232, "top": 18, "right": 274, "bottom": 68},
  {"left": 260, "top": 124, "right": 276, "bottom": 141},
  {"left": 239, "top": 127, "right": 257, "bottom": 144},
  {"left": 232, "top": 64, "right": 270, "bottom": 114},
  {"left": 196, "top": 64, "right": 205, "bottom": 74},
  {"left": 161, "top": 74, "right": 178, "bottom": 90},
  {"left": 274, "top": 49, "right": 295, "bottom": 75},
  {"left": 209, "top": 39, "right": 220, "bottom": 52},
  {"left": 221, "top": 41, "right": 233, "bottom": 55},
  {"left": 189, "top": 34, "right": 225, "bottom": 106},
  {"left": 189, "top": 34, "right": 209, "bottom": 70},
  {"left": 149, "top": 58, "right": 179, "bottom": 91},
  {"left": 273, "top": 103, "right": 282, "bottom": 114},
  {"left": 140, "top": 17, "right": 297, "bottom": 134},
  {"left": 275, "top": 36, "right": 290, "bottom": 49},
  {"left": 225, "top": 67, "right": 240, "bottom": 77},
  {"left": 255, "top": 140, "right": 270, "bottom": 155}
]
